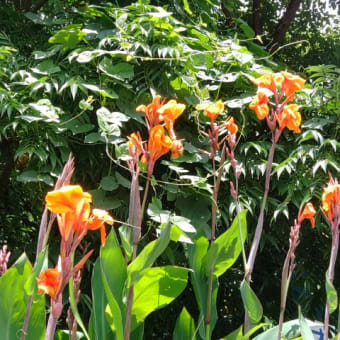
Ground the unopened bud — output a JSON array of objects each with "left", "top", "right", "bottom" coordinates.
[
  {"left": 230, "top": 181, "right": 237, "bottom": 200},
  {"left": 266, "top": 115, "right": 276, "bottom": 131},
  {"left": 236, "top": 166, "right": 241, "bottom": 179}
]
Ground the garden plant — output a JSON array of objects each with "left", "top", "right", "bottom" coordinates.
[{"left": 0, "top": 1, "right": 340, "bottom": 340}]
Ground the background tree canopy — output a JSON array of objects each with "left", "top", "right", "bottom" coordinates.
[{"left": 0, "top": 0, "right": 339, "bottom": 338}]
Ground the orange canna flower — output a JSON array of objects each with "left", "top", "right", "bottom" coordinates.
[
  {"left": 298, "top": 202, "right": 316, "bottom": 227},
  {"left": 281, "top": 71, "right": 305, "bottom": 101},
  {"left": 158, "top": 99, "right": 185, "bottom": 125},
  {"left": 87, "top": 209, "right": 114, "bottom": 244},
  {"left": 252, "top": 72, "right": 284, "bottom": 93},
  {"left": 171, "top": 140, "right": 184, "bottom": 159},
  {"left": 37, "top": 268, "right": 61, "bottom": 300},
  {"left": 249, "top": 91, "right": 269, "bottom": 120},
  {"left": 196, "top": 100, "right": 224, "bottom": 122},
  {"left": 322, "top": 182, "right": 340, "bottom": 222},
  {"left": 136, "top": 95, "right": 165, "bottom": 129},
  {"left": 223, "top": 117, "right": 238, "bottom": 135},
  {"left": 148, "top": 125, "right": 173, "bottom": 163},
  {"left": 277, "top": 104, "right": 301, "bottom": 133},
  {"left": 46, "top": 185, "right": 92, "bottom": 215}
]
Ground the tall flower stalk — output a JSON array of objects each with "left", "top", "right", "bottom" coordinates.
[
  {"left": 244, "top": 71, "right": 305, "bottom": 334},
  {"left": 196, "top": 100, "right": 239, "bottom": 339},
  {"left": 277, "top": 203, "right": 315, "bottom": 340},
  {"left": 322, "top": 176, "right": 340, "bottom": 338},
  {"left": 21, "top": 155, "right": 75, "bottom": 340},
  {"left": 124, "top": 96, "right": 185, "bottom": 340},
  {"left": 37, "top": 185, "right": 114, "bottom": 340}
]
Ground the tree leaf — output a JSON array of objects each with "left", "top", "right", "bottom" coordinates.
[{"left": 99, "top": 58, "right": 134, "bottom": 81}]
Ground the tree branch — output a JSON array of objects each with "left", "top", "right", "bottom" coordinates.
[
  {"left": 268, "top": 0, "right": 302, "bottom": 51},
  {"left": 252, "top": 0, "right": 262, "bottom": 36}
]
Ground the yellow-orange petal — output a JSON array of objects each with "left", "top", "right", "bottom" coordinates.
[
  {"left": 87, "top": 209, "right": 114, "bottom": 230},
  {"left": 322, "top": 183, "right": 340, "bottom": 222},
  {"left": 278, "top": 104, "right": 301, "bottom": 133},
  {"left": 196, "top": 100, "right": 224, "bottom": 122},
  {"left": 158, "top": 99, "right": 186, "bottom": 122},
  {"left": 299, "top": 202, "right": 316, "bottom": 227},
  {"left": 37, "top": 268, "right": 60, "bottom": 300},
  {"left": 46, "top": 185, "right": 92, "bottom": 214},
  {"left": 224, "top": 117, "right": 238, "bottom": 135},
  {"left": 281, "top": 71, "right": 305, "bottom": 101},
  {"left": 171, "top": 140, "right": 184, "bottom": 159},
  {"left": 252, "top": 73, "right": 283, "bottom": 93},
  {"left": 249, "top": 92, "right": 269, "bottom": 120},
  {"left": 148, "top": 125, "right": 173, "bottom": 162}
]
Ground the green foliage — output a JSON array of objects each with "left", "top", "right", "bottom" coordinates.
[
  {"left": 203, "top": 210, "right": 247, "bottom": 277},
  {"left": 0, "top": 253, "right": 45, "bottom": 340},
  {"left": 0, "top": 0, "right": 339, "bottom": 338},
  {"left": 173, "top": 307, "right": 197, "bottom": 340},
  {"left": 240, "top": 279, "right": 263, "bottom": 324},
  {"left": 132, "top": 266, "right": 189, "bottom": 327}
]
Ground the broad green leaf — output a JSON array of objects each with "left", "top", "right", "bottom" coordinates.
[
  {"left": 188, "top": 234, "right": 218, "bottom": 339},
  {"left": 0, "top": 253, "right": 45, "bottom": 340},
  {"left": 100, "top": 231, "right": 127, "bottom": 340},
  {"left": 132, "top": 266, "right": 189, "bottom": 328},
  {"left": 55, "top": 330, "right": 85, "bottom": 339},
  {"left": 240, "top": 279, "right": 263, "bottom": 324},
  {"left": 326, "top": 271, "right": 338, "bottom": 314},
  {"left": 253, "top": 319, "right": 301, "bottom": 340},
  {"left": 90, "top": 260, "right": 111, "bottom": 340},
  {"left": 173, "top": 307, "right": 197, "bottom": 340},
  {"left": 127, "top": 222, "right": 171, "bottom": 287},
  {"left": 24, "top": 247, "right": 48, "bottom": 296},
  {"left": 223, "top": 326, "right": 242, "bottom": 340},
  {"left": 298, "top": 308, "right": 314, "bottom": 340},
  {"left": 203, "top": 210, "right": 247, "bottom": 277}
]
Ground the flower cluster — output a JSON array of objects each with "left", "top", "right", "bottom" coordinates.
[
  {"left": 249, "top": 71, "right": 305, "bottom": 133},
  {"left": 38, "top": 185, "right": 114, "bottom": 303},
  {"left": 130, "top": 96, "right": 186, "bottom": 176},
  {"left": 322, "top": 177, "right": 340, "bottom": 225},
  {"left": 196, "top": 99, "right": 238, "bottom": 158}
]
